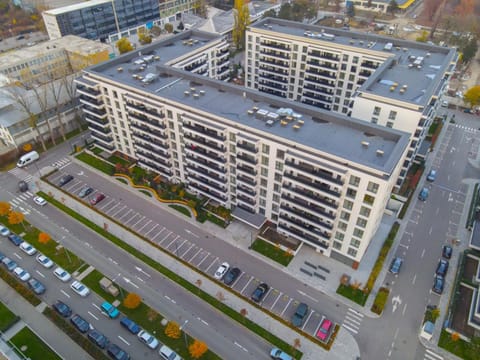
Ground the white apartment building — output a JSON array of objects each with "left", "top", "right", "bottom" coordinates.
[
  {"left": 77, "top": 30, "right": 410, "bottom": 265},
  {"left": 245, "top": 18, "right": 457, "bottom": 186}
]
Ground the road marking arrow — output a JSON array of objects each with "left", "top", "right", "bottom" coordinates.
[{"left": 392, "top": 295, "right": 402, "bottom": 313}]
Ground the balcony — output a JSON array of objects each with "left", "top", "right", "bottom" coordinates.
[
  {"left": 237, "top": 194, "right": 256, "bottom": 206},
  {"left": 237, "top": 142, "right": 258, "bottom": 154},
  {"left": 282, "top": 184, "right": 338, "bottom": 210},
  {"left": 259, "top": 57, "right": 289, "bottom": 68},
  {"left": 76, "top": 85, "right": 100, "bottom": 97},
  {"left": 132, "top": 132, "right": 169, "bottom": 150},
  {"left": 304, "top": 76, "right": 335, "bottom": 88},
  {"left": 259, "top": 72, "right": 288, "bottom": 84},
  {"left": 185, "top": 146, "right": 226, "bottom": 165},
  {"left": 306, "top": 60, "right": 338, "bottom": 71},
  {"left": 259, "top": 65, "right": 289, "bottom": 76},
  {"left": 303, "top": 92, "right": 332, "bottom": 103},
  {"left": 358, "top": 70, "right": 372, "bottom": 78},
  {"left": 125, "top": 102, "right": 164, "bottom": 121},
  {"left": 308, "top": 51, "right": 339, "bottom": 62},
  {"left": 187, "top": 172, "right": 226, "bottom": 192},
  {"left": 305, "top": 67, "right": 336, "bottom": 80},
  {"left": 361, "top": 61, "right": 379, "bottom": 70},
  {"left": 279, "top": 214, "right": 330, "bottom": 240},
  {"left": 136, "top": 150, "right": 171, "bottom": 168},
  {"left": 185, "top": 165, "right": 226, "bottom": 184},
  {"left": 182, "top": 122, "right": 226, "bottom": 142},
  {"left": 237, "top": 174, "right": 256, "bottom": 187},
  {"left": 91, "top": 131, "right": 113, "bottom": 145},
  {"left": 138, "top": 159, "right": 172, "bottom": 178},
  {"left": 237, "top": 164, "right": 256, "bottom": 176},
  {"left": 279, "top": 205, "right": 333, "bottom": 231},
  {"left": 184, "top": 133, "right": 225, "bottom": 153},
  {"left": 85, "top": 116, "right": 109, "bottom": 127},
  {"left": 184, "top": 61, "right": 208, "bottom": 72},
  {"left": 236, "top": 203, "right": 256, "bottom": 214},
  {"left": 79, "top": 95, "right": 103, "bottom": 108},
  {"left": 237, "top": 185, "right": 256, "bottom": 197},
  {"left": 278, "top": 224, "right": 329, "bottom": 249},
  {"left": 188, "top": 182, "right": 227, "bottom": 203},
  {"left": 260, "top": 50, "right": 290, "bottom": 60},
  {"left": 281, "top": 194, "right": 335, "bottom": 220},
  {"left": 128, "top": 111, "right": 166, "bottom": 131},
  {"left": 185, "top": 153, "right": 226, "bottom": 175},
  {"left": 283, "top": 173, "right": 340, "bottom": 198},
  {"left": 303, "top": 84, "right": 334, "bottom": 96},
  {"left": 83, "top": 106, "right": 107, "bottom": 119},
  {"left": 88, "top": 123, "right": 111, "bottom": 135},
  {"left": 284, "top": 160, "right": 343, "bottom": 186},
  {"left": 94, "top": 141, "right": 115, "bottom": 152},
  {"left": 237, "top": 153, "right": 257, "bottom": 166},
  {"left": 260, "top": 42, "right": 291, "bottom": 52},
  {"left": 302, "top": 98, "right": 331, "bottom": 110},
  {"left": 217, "top": 65, "right": 230, "bottom": 76},
  {"left": 130, "top": 122, "right": 167, "bottom": 141},
  {"left": 134, "top": 141, "right": 169, "bottom": 158}
]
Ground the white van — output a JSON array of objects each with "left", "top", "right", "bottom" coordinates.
[{"left": 17, "top": 151, "right": 39, "bottom": 168}]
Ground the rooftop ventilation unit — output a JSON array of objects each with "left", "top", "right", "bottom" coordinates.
[
  {"left": 190, "top": 87, "right": 196, "bottom": 92},
  {"left": 384, "top": 42, "right": 393, "bottom": 51},
  {"left": 117, "top": 67, "right": 123, "bottom": 72},
  {"left": 193, "top": 93, "right": 200, "bottom": 99},
  {"left": 199, "top": 90, "right": 205, "bottom": 96},
  {"left": 184, "top": 91, "right": 190, "bottom": 96},
  {"left": 361, "top": 141, "right": 370, "bottom": 147},
  {"left": 376, "top": 150, "right": 384, "bottom": 156}
]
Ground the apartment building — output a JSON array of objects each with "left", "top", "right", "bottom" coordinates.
[
  {"left": 0, "top": 35, "right": 111, "bottom": 85},
  {"left": 350, "top": 0, "right": 418, "bottom": 13},
  {"left": 245, "top": 18, "right": 457, "bottom": 185},
  {"left": 42, "top": 0, "right": 199, "bottom": 41},
  {"left": 77, "top": 30, "right": 410, "bottom": 265}
]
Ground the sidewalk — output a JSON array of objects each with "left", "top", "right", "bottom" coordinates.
[{"left": 0, "top": 279, "right": 93, "bottom": 360}]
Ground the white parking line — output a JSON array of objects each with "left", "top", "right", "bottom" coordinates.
[
  {"left": 105, "top": 202, "right": 121, "bottom": 215},
  {"left": 166, "top": 235, "right": 180, "bottom": 249},
  {"left": 189, "top": 248, "right": 203, "bottom": 262},
  {"left": 137, "top": 219, "right": 152, "bottom": 232},
  {"left": 182, "top": 244, "right": 195, "bottom": 258},
  {"left": 125, "top": 213, "right": 141, "bottom": 226},
  {"left": 234, "top": 341, "right": 248, "bottom": 352},
  {"left": 175, "top": 239, "right": 187, "bottom": 251},
  {"left": 280, "top": 299, "right": 292, "bottom": 316},
  {"left": 159, "top": 231, "right": 173, "bottom": 245},
  {"left": 144, "top": 224, "right": 159, "bottom": 237},
  {"left": 132, "top": 215, "right": 145, "bottom": 228},
  {"left": 99, "top": 198, "right": 115, "bottom": 210},
  {"left": 92, "top": 303, "right": 101, "bottom": 311},
  {"left": 270, "top": 291, "right": 282, "bottom": 310},
  {"left": 88, "top": 311, "right": 99, "bottom": 320},
  {"left": 13, "top": 253, "right": 22, "bottom": 259},
  {"left": 118, "top": 336, "right": 130, "bottom": 346},
  {"left": 119, "top": 209, "right": 133, "bottom": 221},
  {"left": 111, "top": 205, "right": 127, "bottom": 217},
  {"left": 302, "top": 311, "right": 314, "bottom": 331},
  {"left": 61, "top": 290, "right": 70, "bottom": 298},
  {"left": 197, "top": 253, "right": 209, "bottom": 267},
  {"left": 205, "top": 257, "right": 219, "bottom": 273},
  {"left": 241, "top": 277, "right": 253, "bottom": 294},
  {"left": 35, "top": 270, "right": 45, "bottom": 278}
]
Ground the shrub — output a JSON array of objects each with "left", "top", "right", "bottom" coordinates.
[
  {"left": 164, "top": 321, "right": 181, "bottom": 339},
  {"left": 123, "top": 293, "right": 141, "bottom": 309},
  {"left": 371, "top": 287, "right": 390, "bottom": 315},
  {"left": 189, "top": 339, "right": 208, "bottom": 359}
]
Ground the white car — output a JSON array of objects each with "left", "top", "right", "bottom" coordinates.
[
  {"left": 20, "top": 242, "right": 37, "bottom": 256},
  {"left": 33, "top": 196, "right": 47, "bottom": 206},
  {"left": 13, "top": 267, "right": 31, "bottom": 282},
  {"left": 0, "top": 225, "right": 10, "bottom": 237},
  {"left": 70, "top": 280, "right": 90, "bottom": 297},
  {"left": 36, "top": 254, "right": 54, "bottom": 268},
  {"left": 53, "top": 267, "right": 71, "bottom": 282},
  {"left": 159, "top": 345, "right": 182, "bottom": 360},
  {"left": 138, "top": 330, "right": 159, "bottom": 349},
  {"left": 214, "top": 262, "right": 230, "bottom": 280}
]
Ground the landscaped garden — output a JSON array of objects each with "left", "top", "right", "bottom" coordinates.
[
  {"left": 10, "top": 327, "right": 62, "bottom": 360},
  {"left": 251, "top": 238, "right": 294, "bottom": 266}
]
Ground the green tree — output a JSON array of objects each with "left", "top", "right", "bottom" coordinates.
[
  {"left": 461, "top": 37, "right": 478, "bottom": 64},
  {"left": 387, "top": 0, "right": 399, "bottom": 14},
  {"left": 232, "top": 0, "right": 250, "bottom": 50},
  {"left": 463, "top": 85, "right": 480, "bottom": 108},
  {"left": 164, "top": 23, "right": 174, "bottom": 33},
  {"left": 116, "top": 38, "right": 134, "bottom": 54},
  {"left": 138, "top": 31, "right": 152, "bottom": 45},
  {"left": 262, "top": 9, "right": 277, "bottom": 19}
]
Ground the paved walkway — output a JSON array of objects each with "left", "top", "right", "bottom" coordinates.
[{"left": 0, "top": 279, "right": 93, "bottom": 360}]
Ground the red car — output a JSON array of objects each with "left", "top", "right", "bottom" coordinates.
[
  {"left": 316, "top": 318, "right": 333, "bottom": 342},
  {"left": 90, "top": 193, "right": 105, "bottom": 205}
]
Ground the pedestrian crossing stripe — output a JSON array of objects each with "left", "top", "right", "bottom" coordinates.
[{"left": 424, "top": 348, "right": 443, "bottom": 360}]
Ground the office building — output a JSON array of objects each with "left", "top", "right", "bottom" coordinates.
[{"left": 76, "top": 30, "right": 410, "bottom": 265}]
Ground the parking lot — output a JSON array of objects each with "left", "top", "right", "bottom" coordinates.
[{"left": 47, "top": 170, "right": 335, "bottom": 342}]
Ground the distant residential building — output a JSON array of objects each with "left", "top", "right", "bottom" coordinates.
[
  {"left": 351, "top": 0, "right": 418, "bottom": 13},
  {"left": 0, "top": 35, "right": 112, "bottom": 86}
]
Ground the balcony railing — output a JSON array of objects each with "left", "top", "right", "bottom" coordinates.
[
  {"left": 259, "top": 72, "right": 288, "bottom": 84},
  {"left": 130, "top": 122, "right": 167, "bottom": 140},
  {"left": 279, "top": 205, "right": 333, "bottom": 230},
  {"left": 284, "top": 160, "right": 343, "bottom": 185},
  {"left": 88, "top": 123, "right": 111, "bottom": 135},
  {"left": 259, "top": 65, "right": 289, "bottom": 76},
  {"left": 236, "top": 142, "right": 258, "bottom": 154},
  {"left": 134, "top": 141, "right": 169, "bottom": 158},
  {"left": 95, "top": 141, "right": 115, "bottom": 152},
  {"left": 126, "top": 102, "right": 165, "bottom": 120},
  {"left": 182, "top": 123, "right": 226, "bottom": 142},
  {"left": 236, "top": 203, "right": 256, "bottom": 214},
  {"left": 237, "top": 164, "right": 257, "bottom": 176},
  {"left": 303, "top": 92, "right": 332, "bottom": 103},
  {"left": 185, "top": 153, "right": 226, "bottom": 174},
  {"left": 304, "top": 76, "right": 335, "bottom": 88},
  {"left": 138, "top": 159, "right": 172, "bottom": 177},
  {"left": 282, "top": 184, "right": 338, "bottom": 209},
  {"left": 260, "top": 42, "right": 291, "bottom": 51},
  {"left": 283, "top": 173, "right": 340, "bottom": 198},
  {"left": 79, "top": 95, "right": 103, "bottom": 107},
  {"left": 185, "top": 165, "right": 226, "bottom": 184},
  {"left": 259, "top": 50, "right": 290, "bottom": 59},
  {"left": 237, "top": 175, "right": 256, "bottom": 186},
  {"left": 306, "top": 61, "right": 338, "bottom": 71},
  {"left": 85, "top": 116, "right": 109, "bottom": 127},
  {"left": 128, "top": 112, "right": 166, "bottom": 131},
  {"left": 236, "top": 185, "right": 256, "bottom": 197},
  {"left": 83, "top": 106, "right": 107, "bottom": 119},
  {"left": 307, "top": 52, "right": 339, "bottom": 62},
  {"left": 188, "top": 182, "right": 227, "bottom": 203},
  {"left": 91, "top": 132, "right": 113, "bottom": 144},
  {"left": 259, "top": 57, "right": 289, "bottom": 68},
  {"left": 258, "top": 86, "right": 286, "bottom": 98},
  {"left": 187, "top": 172, "right": 226, "bottom": 192},
  {"left": 132, "top": 132, "right": 169, "bottom": 150},
  {"left": 281, "top": 194, "right": 335, "bottom": 220},
  {"left": 279, "top": 215, "right": 331, "bottom": 240},
  {"left": 237, "top": 153, "right": 257, "bottom": 166},
  {"left": 136, "top": 150, "right": 171, "bottom": 168},
  {"left": 278, "top": 224, "right": 329, "bottom": 249},
  {"left": 305, "top": 68, "right": 336, "bottom": 79},
  {"left": 77, "top": 85, "right": 100, "bottom": 97},
  {"left": 184, "top": 133, "right": 225, "bottom": 153},
  {"left": 185, "top": 146, "right": 226, "bottom": 164},
  {"left": 237, "top": 194, "right": 256, "bottom": 206}
]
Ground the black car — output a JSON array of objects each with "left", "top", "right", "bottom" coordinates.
[
  {"left": 18, "top": 180, "right": 28, "bottom": 192},
  {"left": 107, "top": 343, "right": 130, "bottom": 360},
  {"left": 88, "top": 329, "right": 109, "bottom": 349},
  {"left": 442, "top": 245, "right": 452, "bottom": 259},
  {"left": 251, "top": 283, "right": 269, "bottom": 302},
  {"left": 58, "top": 174, "right": 74, "bottom": 187},
  {"left": 28, "top": 278, "right": 46, "bottom": 295},
  {"left": 291, "top": 302, "right": 309, "bottom": 327},
  {"left": 436, "top": 259, "right": 449, "bottom": 277},
  {"left": 432, "top": 275, "right": 444, "bottom": 294},
  {"left": 224, "top": 267, "right": 241, "bottom": 285},
  {"left": 120, "top": 317, "right": 140, "bottom": 335},
  {"left": 8, "top": 233, "right": 24, "bottom": 246},
  {"left": 53, "top": 300, "right": 72, "bottom": 317},
  {"left": 70, "top": 314, "right": 90, "bottom": 333}
]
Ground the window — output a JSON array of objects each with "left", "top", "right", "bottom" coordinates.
[
  {"left": 343, "top": 54, "right": 349, "bottom": 61},
  {"left": 261, "top": 167, "right": 268, "bottom": 176},
  {"left": 356, "top": 218, "right": 367, "bottom": 228},
  {"left": 363, "top": 194, "right": 375, "bottom": 205},
  {"left": 359, "top": 206, "right": 371, "bottom": 217},
  {"left": 275, "top": 161, "right": 283, "bottom": 171},
  {"left": 272, "top": 204, "right": 279, "bottom": 212},
  {"left": 333, "top": 241, "right": 342, "bottom": 250},
  {"left": 167, "top": 110, "right": 173, "bottom": 118},
  {"left": 262, "top": 156, "right": 269, "bottom": 166},
  {"left": 346, "top": 188, "right": 357, "bottom": 199},
  {"left": 373, "top": 106, "right": 381, "bottom": 115},
  {"left": 260, "top": 188, "right": 267, "bottom": 197},
  {"left": 337, "top": 221, "right": 348, "bottom": 231},
  {"left": 276, "top": 149, "right": 285, "bottom": 159},
  {"left": 262, "top": 144, "right": 270, "bottom": 154},
  {"left": 347, "top": 248, "right": 357, "bottom": 257},
  {"left": 261, "top": 178, "right": 268, "bottom": 187},
  {"left": 340, "top": 211, "right": 350, "bottom": 221},
  {"left": 343, "top": 199, "right": 354, "bottom": 210},
  {"left": 273, "top": 194, "right": 280, "bottom": 203},
  {"left": 388, "top": 110, "right": 397, "bottom": 120},
  {"left": 350, "top": 238, "right": 361, "bottom": 248},
  {"left": 230, "top": 133, "right": 236, "bottom": 141},
  {"left": 353, "top": 228, "right": 364, "bottom": 238},
  {"left": 335, "top": 232, "right": 344, "bottom": 241},
  {"left": 349, "top": 176, "right": 360, "bottom": 186},
  {"left": 349, "top": 74, "right": 355, "bottom": 81},
  {"left": 371, "top": 117, "right": 378, "bottom": 124},
  {"left": 259, "top": 198, "right": 266, "bottom": 207},
  {"left": 367, "top": 181, "right": 379, "bottom": 194},
  {"left": 353, "top": 56, "right": 359, "bottom": 64},
  {"left": 274, "top": 173, "right": 282, "bottom": 182},
  {"left": 386, "top": 121, "right": 394, "bottom": 128}
]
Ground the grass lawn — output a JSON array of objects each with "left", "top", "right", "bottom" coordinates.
[
  {"left": 116, "top": 177, "right": 128, "bottom": 184},
  {"left": 336, "top": 284, "right": 368, "bottom": 306},
  {"left": 76, "top": 152, "right": 115, "bottom": 175},
  {"left": 107, "top": 155, "right": 130, "bottom": 166},
  {"left": 251, "top": 238, "right": 293, "bottom": 266},
  {"left": 10, "top": 327, "right": 61, "bottom": 360},
  {"left": 91, "top": 146, "right": 103, "bottom": 155},
  {"left": 439, "top": 329, "right": 479, "bottom": 359},
  {"left": 140, "top": 189, "right": 153, "bottom": 197},
  {"left": 169, "top": 204, "right": 191, "bottom": 217},
  {"left": 0, "top": 301, "right": 19, "bottom": 332}
]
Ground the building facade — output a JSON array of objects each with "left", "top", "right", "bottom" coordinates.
[
  {"left": 244, "top": 18, "right": 457, "bottom": 186},
  {"left": 77, "top": 30, "right": 410, "bottom": 265}
]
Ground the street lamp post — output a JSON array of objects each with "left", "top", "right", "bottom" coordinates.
[
  {"left": 112, "top": 272, "right": 125, "bottom": 299},
  {"left": 180, "top": 319, "right": 189, "bottom": 348}
]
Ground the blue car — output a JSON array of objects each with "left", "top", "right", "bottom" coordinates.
[
  {"left": 389, "top": 257, "right": 403, "bottom": 275},
  {"left": 70, "top": 314, "right": 91, "bottom": 333},
  {"left": 120, "top": 317, "right": 140, "bottom": 335},
  {"left": 418, "top": 187, "right": 429, "bottom": 201},
  {"left": 432, "top": 275, "right": 444, "bottom": 294},
  {"left": 427, "top": 169, "right": 437, "bottom": 182},
  {"left": 270, "top": 348, "right": 293, "bottom": 360},
  {"left": 8, "top": 233, "right": 24, "bottom": 246},
  {"left": 101, "top": 301, "right": 120, "bottom": 319}
]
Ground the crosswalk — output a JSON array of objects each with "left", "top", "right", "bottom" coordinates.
[
  {"left": 341, "top": 307, "right": 364, "bottom": 334},
  {"left": 424, "top": 348, "right": 443, "bottom": 360},
  {"left": 9, "top": 191, "right": 34, "bottom": 215},
  {"left": 51, "top": 157, "right": 71, "bottom": 169},
  {"left": 8, "top": 157, "right": 71, "bottom": 182},
  {"left": 452, "top": 124, "right": 479, "bottom": 133}
]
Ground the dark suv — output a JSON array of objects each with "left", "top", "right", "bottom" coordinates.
[
  {"left": 291, "top": 303, "right": 309, "bottom": 327},
  {"left": 436, "top": 259, "right": 449, "bottom": 277},
  {"left": 251, "top": 283, "right": 269, "bottom": 302},
  {"left": 58, "top": 174, "right": 74, "bottom": 187},
  {"left": 88, "top": 329, "right": 109, "bottom": 348},
  {"left": 70, "top": 314, "right": 90, "bottom": 333}
]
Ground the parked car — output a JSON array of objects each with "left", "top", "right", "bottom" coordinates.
[
  {"left": 291, "top": 302, "right": 309, "bottom": 327},
  {"left": 101, "top": 301, "right": 120, "bottom": 318},
  {"left": 18, "top": 180, "right": 28, "bottom": 192},
  {"left": 418, "top": 187, "right": 429, "bottom": 201},
  {"left": 53, "top": 267, "right": 71, "bottom": 282},
  {"left": 251, "top": 283, "right": 269, "bottom": 302},
  {"left": 106, "top": 343, "right": 130, "bottom": 360},
  {"left": 426, "top": 169, "right": 437, "bottom": 182},
  {"left": 78, "top": 186, "right": 94, "bottom": 198},
  {"left": 70, "top": 314, "right": 91, "bottom": 333},
  {"left": 0, "top": 251, "right": 4, "bottom": 261},
  {"left": 223, "top": 267, "right": 241, "bottom": 285},
  {"left": 0, "top": 225, "right": 10, "bottom": 237},
  {"left": 316, "top": 318, "right": 334, "bottom": 342},
  {"left": 120, "top": 317, "right": 141, "bottom": 334},
  {"left": 36, "top": 254, "right": 54, "bottom": 268},
  {"left": 58, "top": 174, "right": 74, "bottom": 187},
  {"left": 389, "top": 257, "right": 404, "bottom": 275},
  {"left": 2, "top": 257, "right": 17, "bottom": 271},
  {"left": 28, "top": 278, "right": 46, "bottom": 295},
  {"left": 432, "top": 275, "right": 444, "bottom": 294},
  {"left": 442, "top": 245, "right": 453, "bottom": 259},
  {"left": 269, "top": 348, "right": 293, "bottom": 360},
  {"left": 137, "top": 330, "right": 159, "bottom": 349},
  {"left": 159, "top": 345, "right": 182, "bottom": 360},
  {"left": 20, "top": 242, "right": 37, "bottom": 255},
  {"left": 13, "top": 267, "right": 31, "bottom": 282},
  {"left": 33, "top": 196, "right": 47, "bottom": 206},
  {"left": 88, "top": 329, "right": 109, "bottom": 349},
  {"left": 8, "top": 233, "right": 24, "bottom": 246},
  {"left": 90, "top": 193, "right": 105, "bottom": 205},
  {"left": 436, "top": 259, "right": 449, "bottom": 277},
  {"left": 53, "top": 300, "right": 72, "bottom": 317},
  {"left": 214, "top": 262, "right": 230, "bottom": 280},
  {"left": 70, "top": 280, "right": 90, "bottom": 297}
]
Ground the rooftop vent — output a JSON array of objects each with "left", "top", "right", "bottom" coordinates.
[
  {"left": 376, "top": 149, "right": 384, "bottom": 156},
  {"left": 184, "top": 91, "right": 190, "bottom": 96},
  {"left": 199, "top": 90, "right": 205, "bottom": 96},
  {"left": 190, "top": 87, "right": 196, "bottom": 92},
  {"left": 361, "top": 141, "right": 370, "bottom": 147},
  {"left": 193, "top": 93, "right": 200, "bottom": 99},
  {"left": 117, "top": 67, "right": 123, "bottom": 72}
]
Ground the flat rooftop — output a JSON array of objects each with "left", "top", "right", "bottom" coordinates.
[
  {"left": 87, "top": 30, "right": 410, "bottom": 175},
  {"left": 43, "top": 0, "right": 111, "bottom": 15},
  {"left": 250, "top": 18, "right": 457, "bottom": 106}
]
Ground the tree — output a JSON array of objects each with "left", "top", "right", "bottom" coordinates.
[
  {"left": 38, "top": 232, "right": 51, "bottom": 244},
  {"left": 46, "top": 74, "right": 68, "bottom": 142},
  {"left": 463, "top": 86, "right": 480, "bottom": 108},
  {"left": 387, "top": 0, "right": 399, "bottom": 14},
  {"left": 164, "top": 321, "right": 181, "bottom": 339},
  {"left": 195, "top": 0, "right": 208, "bottom": 18},
  {"left": 59, "top": 74, "right": 83, "bottom": 131},
  {"left": 189, "top": 339, "right": 208, "bottom": 359},
  {"left": 31, "top": 84, "right": 56, "bottom": 146},
  {"left": 164, "top": 23, "right": 174, "bottom": 33},
  {"left": 451, "top": 332, "right": 460, "bottom": 342},
  {"left": 123, "top": 293, "right": 141, "bottom": 309},
  {"left": 116, "top": 38, "right": 134, "bottom": 54},
  {"left": 138, "top": 29, "right": 152, "bottom": 45},
  {"left": 429, "top": 0, "right": 448, "bottom": 39},
  {"left": 8, "top": 211, "right": 25, "bottom": 230},
  {"left": 0, "top": 202, "right": 11, "bottom": 216},
  {"left": 150, "top": 25, "right": 162, "bottom": 37},
  {"left": 232, "top": 0, "right": 250, "bottom": 50},
  {"left": 262, "top": 9, "right": 277, "bottom": 19},
  {"left": 461, "top": 37, "right": 478, "bottom": 64}
]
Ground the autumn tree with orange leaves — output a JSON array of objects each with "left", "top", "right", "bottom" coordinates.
[{"left": 189, "top": 339, "right": 208, "bottom": 359}]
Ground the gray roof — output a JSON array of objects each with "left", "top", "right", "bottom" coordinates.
[
  {"left": 251, "top": 18, "right": 457, "bottom": 106},
  {"left": 88, "top": 30, "right": 410, "bottom": 175}
]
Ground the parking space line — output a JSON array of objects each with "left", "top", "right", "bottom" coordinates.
[
  {"left": 302, "top": 311, "right": 314, "bottom": 331},
  {"left": 138, "top": 219, "right": 152, "bottom": 233},
  {"left": 175, "top": 239, "right": 187, "bottom": 251},
  {"left": 166, "top": 235, "right": 180, "bottom": 249},
  {"left": 144, "top": 224, "right": 159, "bottom": 237},
  {"left": 281, "top": 299, "right": 292, "bottom": 316},
  {"left": 159, "top": 231, "right": 173, "bottom": 245},
  {"left": 197, "top": 253, "right": 210, "bottom": 267},
  {"left": 270, "top": 291, "right": 282, "bottom": 310},
  {"left": 118, "top": 336, "right": 130, "bottom": 346},
  {"left": 231, "top": 272, "right": 244, "bottom": 287},
  {"left": 125, "top": 213, "right": 141, "bottom": 226},
  {"left": 241, "top": 277, "right": 253, "bottom": 294},
  {"left": 92, "top": 303, "right": 101, "bottom": 311},
  {"left": 61, "top": 290, "right": 70, "bottom": 298},
  {"left": 110, "top": 204, "right": 126, "bottom": 217},
  {"left": 119, "top": 209, "right": 133, "bottom": 221},
  {"left": 181, "top": 244, "right": 195, "bottom": 258},
  {"left": 105, "top": 202, "right": 121, "bottom": 215},
  {"left": 131, "top": 215, "right": 145, "bottom": 228},
  {"left": 99, "top": 198, "right": 115, "bottom": 210},
  {"left": 88, "top": 311, "right": 99, "bottom": 321},
  {"left": 13, "top": 253, "right": 22, "bottom": 259},
  {"left": 35, "top": 270, "right": 45, "bottom": 278},
  {"left": 189, "top": 248, "right": 203, "bottom": 262},
  {"left": 68, "top": 181, "right": 84, "bottom": 193},
  {"left": 205, "top": 257, "right": 219, "bottom": 272}
]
